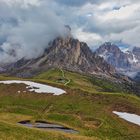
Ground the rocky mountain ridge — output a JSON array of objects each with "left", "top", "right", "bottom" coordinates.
[
  {"left": 1, "top": 36, "right": 139, "bottom": 94},
  {"left": 95, "top": 42, "right": 140, "bottom": 80},
  {"left": 95, "top": 42, "right": 131, "bottom": 70},
  {"left": 6, "top": 37, "right": 115, "bottom": 77}
]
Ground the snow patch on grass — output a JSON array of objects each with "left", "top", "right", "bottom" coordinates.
[
  {"left": 113, "top": 111, "right": 140, "bottom": 126},
  {"left": 0, "top": 80, "right": 66, "bottom": 95}
]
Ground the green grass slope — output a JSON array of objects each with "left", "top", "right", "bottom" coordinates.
[
  {"left": 0, "top": 69, "right": 139, "bottom": 140},
  {"left": 34, "top": 68, "right": 132, "bottom": 93}
]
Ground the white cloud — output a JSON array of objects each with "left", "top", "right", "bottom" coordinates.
[
  {"left": 2, "top": 0, "right": 40, "bottom": 7},
  {"left": 73, "top": 28, "right": 102, "bottom": 48},
  {"left": 103, "top": 4, "right": 140, "bottom": 20},
  {"left": 0, "top": 0, "right": 68, "bottom": 63},
  {"left": 64, "top": 1, "right": 140, "bottom": 47},
  {"left": 0, "top": 0, "right": 140, "bottom": 64}
]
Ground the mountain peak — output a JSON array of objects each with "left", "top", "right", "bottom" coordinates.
[
  {"left": 132, "top": 47, "right": 140, "bottom": 60},
  {"left": 95, "top": 42, "right": 131, "bottom": 70},
  {"left": 99, "top": 42, "right": 121, "bottom": 53},
  {"left": 6, "top": 37, "right": 115, "bottom": 77}
]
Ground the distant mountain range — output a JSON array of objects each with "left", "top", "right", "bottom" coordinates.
[
  {"left": 94, "top": 42, "right": 140, "bottom": 81},
  {"left": 0, "top": 31, "right": 138, "bottom": 94},
  {"left": 94, "top": 42, "right": 131, "bottom": 69},
  {"left": 5, "top": 37, "right": 115, "bottom": 77},
  {"left": 0, "top": 27, "right": 139, "bottom": 85}
]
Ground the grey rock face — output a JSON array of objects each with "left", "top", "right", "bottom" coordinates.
[
  {"left": 7, "top": 37, "right": 115, "bottom": 77},
  {"left": 132, "top": 47, "right": 140, "bottom": 62},
  {"left": 95, "top": 42, "right": 131, "bottom": 69}
]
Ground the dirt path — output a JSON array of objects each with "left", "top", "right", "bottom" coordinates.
[{"left": 60, "top": 69, "right": 71, "bottom": 86}]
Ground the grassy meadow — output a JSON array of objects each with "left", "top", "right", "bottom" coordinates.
[{"left": 0, "top": 69, "right": 139, "bottom": 140}]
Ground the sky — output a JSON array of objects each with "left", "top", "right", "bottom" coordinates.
[{"left": 0, "top": 0, "right": 140, "bottom": 63}]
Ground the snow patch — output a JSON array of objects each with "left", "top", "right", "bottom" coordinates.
[
  {"left": 132, "top": 54, "right": 138, "bottom": 63},
  {"left": 99, "top": 50, "right": 112, "bottom": 60},
  {"left": 127, "top": 51, "right": 139, "bottom": 64},
  {"left": 113, "top": 111, "right": 140, "bottom": 126},
  {"left": 0, "top": 80, "right": 66, "bottom": 95}
]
